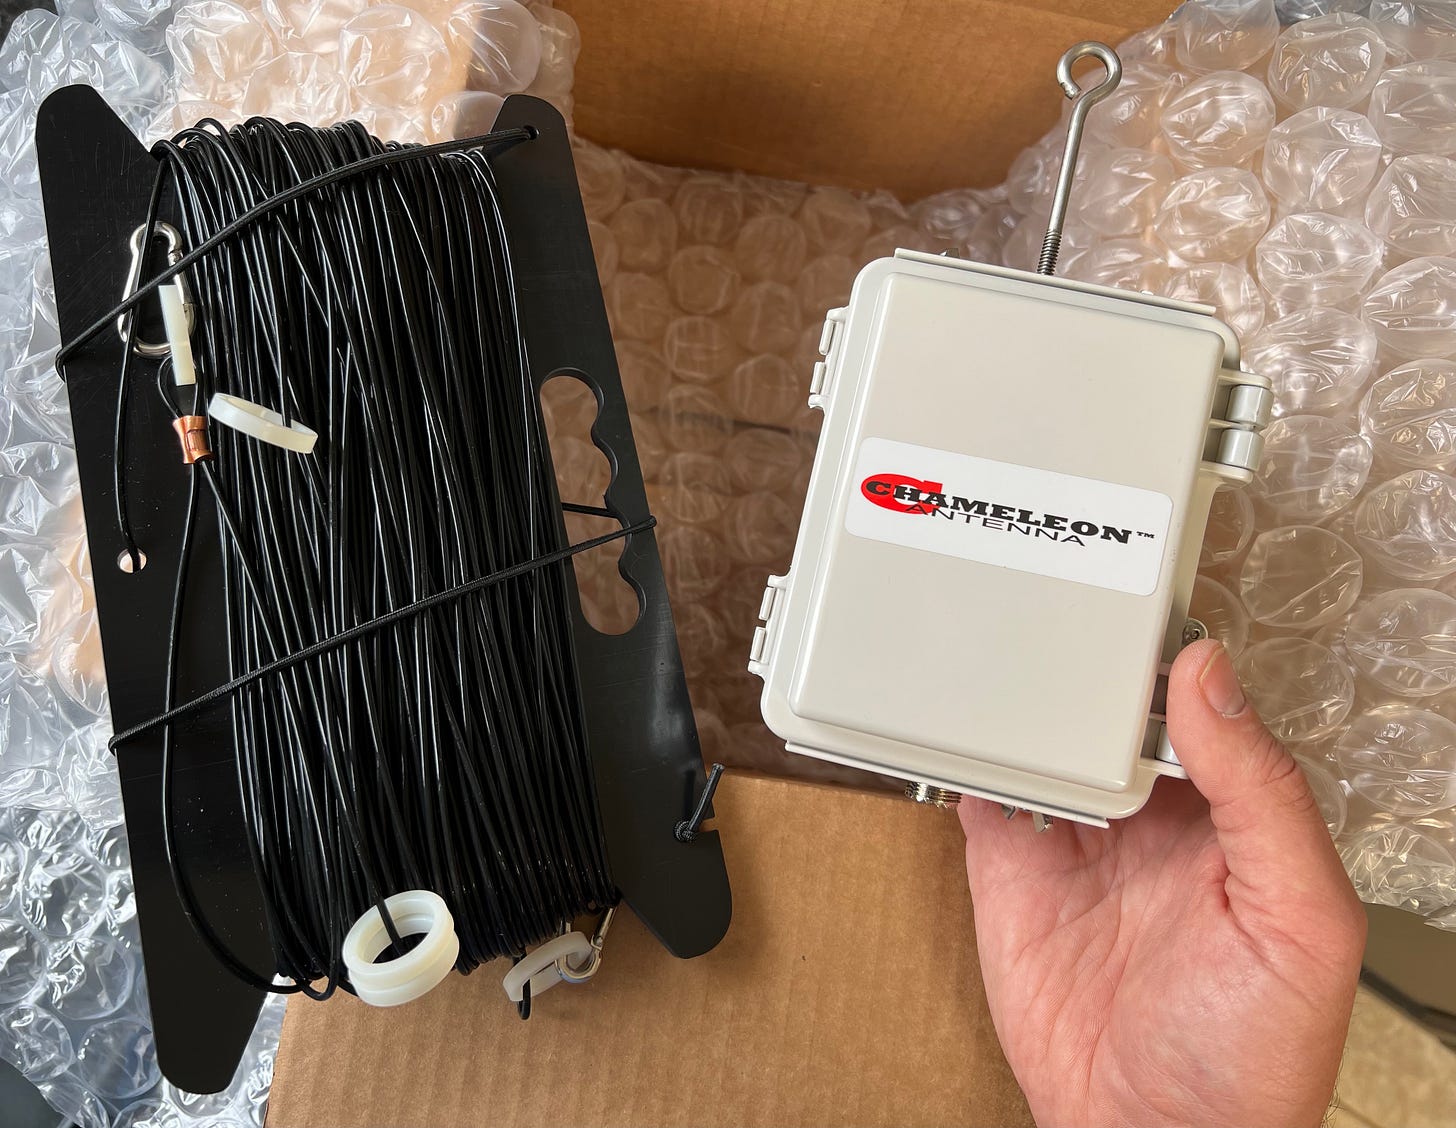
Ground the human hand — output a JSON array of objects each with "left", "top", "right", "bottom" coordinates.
[{"left": 961, "top": 639, "right": 1366, "bottom": 1128}]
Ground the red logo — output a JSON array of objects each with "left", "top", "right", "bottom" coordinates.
[{"left": 860, "top": 473, "right": 942, "bottom": 514}]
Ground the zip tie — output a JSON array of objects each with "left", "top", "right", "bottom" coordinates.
[
  {"left": 342, "top": 890, "right": 460, "bottom": 1007},
  {"left": 208, "top": 393, "right": 318, "bottom": 454}
]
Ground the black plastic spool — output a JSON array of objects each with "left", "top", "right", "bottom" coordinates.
[{"left": 37, "top": 88, "right": 731, "bottom": 1092}]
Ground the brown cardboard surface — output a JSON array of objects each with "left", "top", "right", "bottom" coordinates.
[
  {"left": 268, "top": 773, "right": 1032, "bottom": 1128},
  {"left": 557, "top": 0, "right": 1176, "bottom": 199}
]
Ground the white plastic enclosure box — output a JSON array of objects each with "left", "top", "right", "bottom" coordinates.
[{"left": 750, "top": 250, "right": 1271, "bottom": 825}]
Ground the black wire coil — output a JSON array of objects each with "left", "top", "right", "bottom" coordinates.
[{"left": 119, "top": 118, "right": 618, "bottom": 1001}]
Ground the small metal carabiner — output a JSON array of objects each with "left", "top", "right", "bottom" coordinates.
[
  {"left": 118, "top": 221, "right": 194, "bottom": 358},
  {"left": 554, "top": 904, "right": 616, "bottom": 985},
  {"left": 1038, "top": 41, "right": 1123, "bottom": 276}
]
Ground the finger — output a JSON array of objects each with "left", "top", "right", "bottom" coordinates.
[
  {"left": 958, "top": 794, "right": 1002, "bottom": 838},
  {"left": 1166, "top": 640, "right": 1355, "bottom": 916},
  {"left": 958, "top": 796, "right": 1011, "bottom": 897}
]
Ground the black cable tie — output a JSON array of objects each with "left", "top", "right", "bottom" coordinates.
[
  {"left": 56, "top": 124, "right": 536, "bottom": 369},
  {"left": 674, "top": 763, "right": 726, "bottom": 843},
  {"left": 106, "top": 515, "right": 656, "bottom": 753}
]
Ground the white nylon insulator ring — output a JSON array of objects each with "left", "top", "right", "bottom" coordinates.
[
  {"left": 341, "top": 890, "right": 460, "bottom": 1007},
  {"left": 207, "top": 393, "right": 318, "bottom": 454}
]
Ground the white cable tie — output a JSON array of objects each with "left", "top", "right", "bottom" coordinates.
[
  {"left": 159, "top": 283, "right": 196, "bottom": 386},
  {"left": 501, "top": 931, "right": 593, "bottom": 1003},
  {"left": 342, "top": 890, "right": 461, "bottom": 1007},
  {"left": 208, "top": 393, "right": 318, "bottom": 454}
]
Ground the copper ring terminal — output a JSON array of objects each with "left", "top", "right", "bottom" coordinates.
[{"left": 173, "top": 414, "right": 213, "bottom": 463}]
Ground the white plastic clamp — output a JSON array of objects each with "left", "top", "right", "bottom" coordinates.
[
  {"left": 342, "top": 890, "right": 460, "bottom": 1007},
  {"left": 501, "top": 931, "right": 593, "bottom": 1004},
  {"left": 207, "top": 393, "right": 318, "bottom": 454},
  {"left": 159, "top": 283, "right": 196, "bottom": 387}
]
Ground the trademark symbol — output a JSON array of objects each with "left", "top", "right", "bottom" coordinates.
[{"left": 1137, "top": 531, "right": 1155, "bottom": 539}]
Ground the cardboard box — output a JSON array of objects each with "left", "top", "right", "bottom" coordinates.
[
  {"left": 270, "top": 2, "right": 1177, "bottom": 1123},
  {"left": 271, "top": 775, "right": 1032, "bottom": 1128}
]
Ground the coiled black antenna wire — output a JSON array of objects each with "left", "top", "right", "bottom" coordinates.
[{"left": 90, "top": 118, "right": 621, "bottom": 1001}]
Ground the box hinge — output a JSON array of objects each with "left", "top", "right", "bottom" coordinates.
[{"left": 1206, "top": 369, "right": 1272, "bottom": 479}]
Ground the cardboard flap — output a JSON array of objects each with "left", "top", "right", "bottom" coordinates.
[{"left": 558, "top": 0, "right": 1176, "bottom": 198}]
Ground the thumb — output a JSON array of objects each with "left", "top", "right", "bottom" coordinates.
[{"left": 1166, "top": 639, "right": 1355, "bottom": 921}]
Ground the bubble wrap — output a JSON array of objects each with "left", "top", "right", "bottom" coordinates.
[
  {"left": 164, "top": 0, "right": 577, "bottom": 140},
  {"left": 0, "top": 0, "right": 573, "bottom": 1121},
  {"left": 1121, "top": 1, "right": 1454, "bottom": 925}
]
